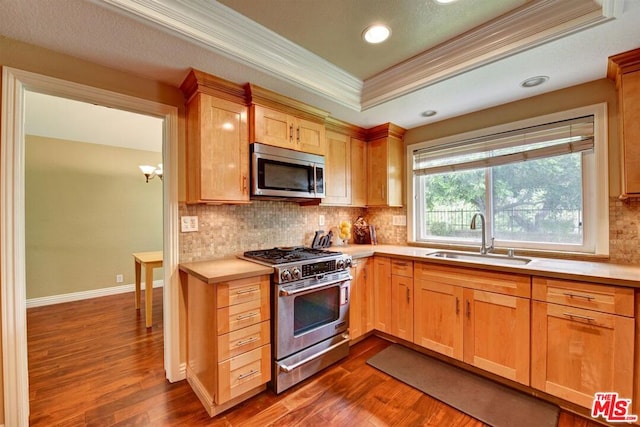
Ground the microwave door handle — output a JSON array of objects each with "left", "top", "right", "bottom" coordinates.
[{"left": 312, "top": 164, "right": 317, "bottom": 195}]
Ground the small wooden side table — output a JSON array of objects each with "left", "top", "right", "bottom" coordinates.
[{"left": 133, "top": 251, "right": 163, "bottom": 328}]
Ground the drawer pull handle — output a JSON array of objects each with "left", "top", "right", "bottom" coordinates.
[
  {"left": 395, "top": 262, "right": 408, "bottom": 267},
  {"left": 563, "top": 292, "right": 595, "bottom": 301},
  {"left": 236, "top": 287, "right": 259, "bottom": 295},
  {"left": 563, "top": 312, "right": 595, "bottom": 322},
  {"left": 236, "top": 312, "right": 258, "bottom": 320},
  {"left": 237, "top": 369, "right": 259, "bottom": 380},
  {"left": 235, "top": 336, "right": 259, "bottom": 347}
]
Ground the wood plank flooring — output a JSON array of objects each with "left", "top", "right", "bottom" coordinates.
[{"left": 27, "top": 288, "right": 603, "bottom": 426}]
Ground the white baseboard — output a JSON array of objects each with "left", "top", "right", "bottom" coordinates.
[{"left": 26, "top": 280, "right": 164, "bottom": 308}]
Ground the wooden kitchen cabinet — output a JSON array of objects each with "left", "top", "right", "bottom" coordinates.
[
  {"left": 373, "top": 256, "right": 392, "bottom": 333},
  {"left": 531, "top": 277, "right": 635, "bottom": 409},
  {"left": 323, "top": 119, "right": 368, "bottom": 206},
  {"left": 181, "top": 70, "right": 250, "bottom": 204},
  {"left": 373, "top": 256, "right": 414, "bottom": 340},
  {"left": 390, "top": 259, "right": 413, "bottom": 341},
  {"left": 608, "top": 48, "right": 640, "bottom": 198},
  {"left": 184, "top": 273, "right": 271, "bottom": 417},
  {"left": 250, "top": 104, "right": 325, "bottom": 154},
  {"left": 246, "top": 84, "right": 329, "bottom": 156},
  {"left": 413, "top": 262, "right": 531, "bottom": 385},
  {"left": 366, "top": 123, "right": 406, "bottom": 207},
  {"left": 323, "top": 130, "right": 351, "bottom": 205},
  {"left": 350, "top": 137, "right": 368, "bottom": 206},
  {"left": 349, "top": 257, "right": 374, "bottom": 341}
]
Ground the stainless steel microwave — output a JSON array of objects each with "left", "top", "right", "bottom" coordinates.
[{"left": 250, "top": 143, "right": 325, "bottom": 200}]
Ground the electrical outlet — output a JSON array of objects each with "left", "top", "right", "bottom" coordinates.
[
  {"left": 319, "top": 215, "right": 325, "bottom": 226},
  {"left": 116, "top": 274, "right": 124, "bottom": 283},
  {"left": 392, "top": 215, "right": 407, "bottom": 226},
  {"left": 181, "top": 216, "right": 199, "bottom": 232}
]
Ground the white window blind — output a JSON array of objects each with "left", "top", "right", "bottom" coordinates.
[{"left": 413, "top": 115, "right": 594, "bottom": 176}]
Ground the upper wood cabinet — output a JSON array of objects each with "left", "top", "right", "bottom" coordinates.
[
  {"left": 324, "top": 130, "right": 351, "bottom": 205},
  {"left": 181, "top": 70, "right": 250, "bottom": 204},
  {"left": 322, "top": 118, "right": 368, "bottom": 206},
  {"left": 608, "top": 48, "right": 640, "bottom": 198},
  {"left": 367, "top": 123, "right": 406, "bottom": 207},
  {"left": 246, "top": 84, "right": 328, "bottom": 155}
]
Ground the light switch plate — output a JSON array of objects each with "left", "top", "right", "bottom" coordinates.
[
  {"left": 392, "top": 215, "right": 407, "bottom": 226},
  {"left": 181, "top": 216, "right": 199, "bottom": 232}
]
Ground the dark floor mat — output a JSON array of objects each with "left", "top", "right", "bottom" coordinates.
[{"left": 367, "top": 344, "right": 558, "bottom": 427}]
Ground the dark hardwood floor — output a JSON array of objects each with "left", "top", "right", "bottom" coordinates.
[{"left": 27, "top": 288, "right": 602, "bottom": 426}]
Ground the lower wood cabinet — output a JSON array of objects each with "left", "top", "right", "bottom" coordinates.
[
  {"left": 349, "top": 257, "right": 374, "bottom": 341},
  {"left": 372, "top": 256, "right": 414, "bottom": 340},
  {"left": 531, "top": 277, "right": 635, "bottom": 409},
  {"left": 413, "top": 262, "right": 531, "bottom": 385},
  {"left": 184, "top": 273, "right": 271, "bottom": 417},
  {"left": 390, "top": 260, "right": 413, "bottom": 341},
  {"left": 373, "top": 256, "right": 392, "bottom": 333}
]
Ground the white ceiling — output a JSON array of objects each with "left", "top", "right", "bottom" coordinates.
[
  {"left": 24, "top": 91, "right": 163, "bottom": 153},
  {"left": 3, "top": 0, "right": 640, "bottom": 144}
]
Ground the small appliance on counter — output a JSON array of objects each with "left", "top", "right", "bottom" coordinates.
[{"left": 240, "top": 246, "right": 352, "bottom": 393}]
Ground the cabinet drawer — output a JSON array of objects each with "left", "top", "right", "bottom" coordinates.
[
  {"left": 218, "top": 320, "right": 270, "bottom": 361},
  {"left": 217, "top": 297, "right": 270, "bottom": 335},
  {"left": 532, "top": 277, "right": 634, "bottom": 317},
  {"left": 391, "top": 259, "right": 413, "bottom": 277},
  {"left": 414, "top": 262, "right": 530, "bottom": 298},
  {"left": 216, "top": 275, "right": 270, "bottom": 308},
  {"left": 217, "top": 344, "right": 271, "bottom": 405}
]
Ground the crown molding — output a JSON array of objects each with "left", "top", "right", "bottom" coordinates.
[
  {"left": 361, "top": 0, "right": 615, "bottom": 109},
  {"left": 97, "top": 0, "right": 617, "bottom": 113},
  {"left": 96, "top": 0, "right": 362, "bottom": 110}
]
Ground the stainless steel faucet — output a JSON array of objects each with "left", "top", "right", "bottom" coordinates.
[{"left": 470, "top": 213, "right": 494, "bottom": 255}]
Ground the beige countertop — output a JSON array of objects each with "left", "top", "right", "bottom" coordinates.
[
  {"left": 179, "top": 245, "right": 640, "bottom": 288},
  {"left": 335, "top": 244, "right": 640, "bottom": 288},
  {"left": 179, "top": 258, "right": 273, "bottom": 284}
]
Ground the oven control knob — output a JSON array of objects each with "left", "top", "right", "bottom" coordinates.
[
  {"left": 336, "top": 259, "right": 345, "bottom": 270},
  {"left": 345, "top": 258, "right": 352, "bottom": 268},
  {"left": 291, "top": 267, "right": 301, "bottom": 280},
  {"left": 281, "top": 269, "right": 292, "bottom": 282}
]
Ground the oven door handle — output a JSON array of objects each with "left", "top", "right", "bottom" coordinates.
[
  {"left": 279, "top": 277, "right": 351, "bottom": 297},
  {"left": 278, "top": 333, "right": 350, "bottom": 373}
]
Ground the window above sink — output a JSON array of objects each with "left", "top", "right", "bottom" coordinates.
[{"left": 407, "top": 104, "right": 609, "bottom": 256}]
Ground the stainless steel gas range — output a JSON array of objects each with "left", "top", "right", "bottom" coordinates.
[{"left": 241, "top": 246, "right": 352, "bottom": 394}]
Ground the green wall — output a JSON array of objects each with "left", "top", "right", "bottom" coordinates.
[{"left": 25, "top": 135, "right": 163, "bottom": 299}]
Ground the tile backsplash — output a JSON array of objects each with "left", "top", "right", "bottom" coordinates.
[
  {"left": 179, "top": 198, "right": 639, "bottom": 264},
  {"left": 609, "top": 197, "right": 640, "bottom": 264},
  {"left": 179, "top": 201, "right": 368, "bottom": 262}
]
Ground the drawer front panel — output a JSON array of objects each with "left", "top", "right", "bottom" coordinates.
[
  {"left": 217, "top": 344, "right": 271, "bottom": 404},
  {"left": 218, "top": 320, "right": 270, "bottom": 361},
  {"left": 391, "top": 259, "right": 413, "bottom": 277},
  {"left": 414, "top": 262, "right": 530, "bottom": 298},
  {"left": 532, "top": 277, "right": 634, "bottom": 316},
  {"left": 217, "top": 297, "right": 270, "bottom": 335},
  {"left": 216, "top": 275, "right": 270, "bottom": 308}
]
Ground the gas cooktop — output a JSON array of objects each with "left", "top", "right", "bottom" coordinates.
[{"left": 242, "top": 246, "right": 340, "bottom": 265}]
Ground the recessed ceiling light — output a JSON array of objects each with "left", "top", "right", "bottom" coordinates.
[
  {"left": 521, "top": 75, "right": 549, "bottom": 88},
  {"left": 433, "top": 0, "right": 459, "bottom": 4},
  {"left": 362, "top": 24, "right": 391, "bottom": 44},
  {"left": 422, "top": 110, "right": 437, "bottom": 117}
]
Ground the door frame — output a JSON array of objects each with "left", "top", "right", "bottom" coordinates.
[{"left": 1, "top": 67, "right": 182, "bottom": 426}]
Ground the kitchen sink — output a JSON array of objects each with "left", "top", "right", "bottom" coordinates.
[{"left": 427, "top": 251, "right": 532, "bottom": 266}]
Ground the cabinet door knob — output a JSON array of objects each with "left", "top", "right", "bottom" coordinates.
[
  {"left": 455, "top": 297, "right": 460, "bottom": 315},
  {"left": 466, "top": 300, "right": 471, "bottom": 318}
]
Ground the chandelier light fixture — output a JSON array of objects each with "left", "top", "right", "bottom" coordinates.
[{"left": 139, "top": 164, "right": 163, "bottom": 183}]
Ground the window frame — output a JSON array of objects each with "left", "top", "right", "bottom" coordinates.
[{"left": 406, "top": 103, "right": 609, "bottom": 255}]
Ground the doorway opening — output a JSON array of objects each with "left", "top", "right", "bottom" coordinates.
[{"left": 1, "top": 67, "right": 181, "bottom": 426}]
